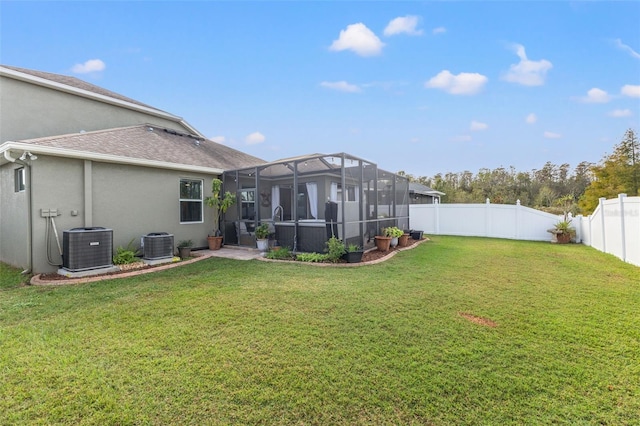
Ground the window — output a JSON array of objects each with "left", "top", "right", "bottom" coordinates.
[
  {"left": 337, "top": 184, "right": 357, "bottom": 202},
  {"left": 15, "top": 168, "right": 25, "bottom": 192},
  {"left": 179, "top": 179, "right": 203, "bottom": 223},
  {"left": 240, "top": 189, "right": 255, "bottom": 220}
]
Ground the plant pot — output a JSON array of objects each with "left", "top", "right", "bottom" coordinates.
[
  {"left": 342, "top": 251, "right": 364, "bottom": 263},
  {"left": 390, "top": 237, "right": 399, "bottom": 247},
  {"left": 256, "top": 239, "right": 269, "bottom": 252},
  {"left": 410, "top": 230, "right": 423, "bottom": 240},
  {"left": 207, "top": 236, "right": 223, "bottom": 250},
  {"left": 556, "top": 232, "right": 572, "bottom": 244},
  {"left": 178, "top": 247, "right": 191, "bottom": 259},
  {"left": 374, "top": 236, "right": 392, "bottom": 252},
  {"left": 398, "top": 234, "right": 410, "bottom": 247}
]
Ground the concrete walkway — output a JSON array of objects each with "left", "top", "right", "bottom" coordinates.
[{"left": 198, "top": 246, "right": 263, "bottom": 261}]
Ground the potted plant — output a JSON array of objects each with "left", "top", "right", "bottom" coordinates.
[
  {"left": 548, "top": 220, "right": 576, "bottom": 244},
  {"left": 410, "top": 229, "right": 424, "bottom": 240},
  {"left": 343, "top": 243, "right": 364, "bottom": 263},
  {"left": 255, "top": 223, "right": 270, "bottom": 252},
  {"left": 547, "top": 196, "right": 577, "bottom": 244},
  {"left": 398, "top": 230, "right": 410, "bottom": 247},
  {"left": 385, "top": 226, "right": 404, "bottom": 247},
  {"left": 204, "top": 178, "right": 236, "bottom": 250},
  {"left": 374, "top": 230, "right": 392, "bottom": 252},
  {"left": 177, "top": 239, "right": 193, "bottom": 259}
]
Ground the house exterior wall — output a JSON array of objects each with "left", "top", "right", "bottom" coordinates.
[
  {"left": 0, "top": 162, "right": 29, "bottom": 269},
  {"left": 0, "top": 76, "right": 188, "bottom": 143},
  {"left": 6, "top": 155, "right": 217, "bottom": 274}
]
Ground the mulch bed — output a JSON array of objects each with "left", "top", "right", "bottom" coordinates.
[
  {"left": 34, "top": 237, "right": 427, "bottom": 284},
  {"left": 360, "top": 237, "right": 422, "bottom": 262}
]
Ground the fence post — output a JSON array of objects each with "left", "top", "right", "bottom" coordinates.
[
  {"left": 574, "top": 215, "right": 583, "bottom": 243},
  {"left": 599, "top": 197, "right": 606, "bottom": 253},
  {"left": 619, "top": 193, "right": 627, "bottom": 262},
  {"left": 485, "top": 198, "right": 491, "bottom": 238},
  {"left": 515, "top": 199, "right": 520, "bottom": 239},
  {"left": 434, "top": 198, "right": 440, "bottom": 235}
]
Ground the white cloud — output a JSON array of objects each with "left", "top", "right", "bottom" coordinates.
[
  {"left": 245, "top": 132, "right": 265, "bottom": 145},
  {"left": 525, "top": 113, "right": 537, "bottom": 124},
  {"left": 544, "top": 131, "right": 561, "bottom": 139},
  {"left": 71, "top": 59, "right": 106, "bottom": 74},
  {"left": 211, "top": 136, "right": 226, "bottom": 144},
  {"left": 470, "top": 120, "right": 488, "bottom": 131},
  {"left": 613, "top": 39, "right": 640, "bottom": 59},
  {"left": 581, "top": 88, "right": 611, "bottom": 103},
  {"left": 502, "top": 44, "right": 552, "bottom": 86},
  {"left": 329, "top": 23, "right": 384, "bottom": 57},
  {"left": 384, "top": 15, "right": 423, "bottom": 36},
  {"left": 608, "top": 109, "right": 632, "bottom": 118},
  {"left": 320, "top": 81, "right": 361, "bottom": 93},
  {"left": 432, "top": 27, "right": 446, "bottom": 35},
  {"left": 424, "top": 70, "right": 488, "bottom": 95},
  {"left": 621, "top": 84, "right": 640, "bottom": 98}
]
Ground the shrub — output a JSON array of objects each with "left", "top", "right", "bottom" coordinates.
[
  {"left": 296, "top": 252, "right": 329, "bottom": 263},
  {"left": 325, "top": 237, "right": 346, "bottom": 263},
  {"left": 113, "top": 239, "right": 141, "bottom": 265},
  {"left": 266, "top": 246, "right": 294, "bottom": 260}
]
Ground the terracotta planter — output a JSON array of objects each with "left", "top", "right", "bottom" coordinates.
[
  {"left": 556, "top": 232, "right": 572, "bottom": 244},
  {"left": 207, "top": 236, "right": 223, "bottom": 250},
  {"left": 398, "top": 233, "right": 410, "bottom": 247},
  {"left": 374, "top": 236, "right": 392, "bottom": 252}
]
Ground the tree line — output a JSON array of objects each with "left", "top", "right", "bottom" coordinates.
[{"left": 399, "top": 128, "right": 639, "bottom": 215}]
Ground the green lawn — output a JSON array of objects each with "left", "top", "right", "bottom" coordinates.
[{"left": 1, "top": 236, "right": 639, "bottom": 425}]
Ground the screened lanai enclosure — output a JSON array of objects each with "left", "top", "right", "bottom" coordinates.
[{"left": 222, "top": 153, "right": 409, "bottom": 253}]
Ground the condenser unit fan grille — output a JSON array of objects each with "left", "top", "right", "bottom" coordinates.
[
  {"left": 63, "top": 227, "right": 113, "bottom": 271},
  {"left": 142, "top": 233, "right": 174, "bottom": 260}
]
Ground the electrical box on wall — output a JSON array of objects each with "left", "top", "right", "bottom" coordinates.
[{"left": 40, "top": 208, "right": 60, "bottom": 217}]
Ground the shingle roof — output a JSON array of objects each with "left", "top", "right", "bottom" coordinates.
[
  {"left": 2, "top": 65, "right": 162, "bottom": 112},
  {"left": 409, "top": 182, "right": 445, "bottom": 195},
  {"left": 15, "top": 124, "right": 266, "bottom": 171}
]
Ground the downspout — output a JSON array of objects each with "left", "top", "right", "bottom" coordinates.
[{"left": 3, "top": 150, "right": 33, "bottom": 274}]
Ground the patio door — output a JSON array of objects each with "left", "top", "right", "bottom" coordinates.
[{"left": 279, "top": 187, "right": 292, "bottom": 221}]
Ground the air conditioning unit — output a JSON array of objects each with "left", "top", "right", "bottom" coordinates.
[
  {"left": 142, "top": 232, "right": 174, "bottom": 260},
  {"left": 63, "top": 227, "right": 113, "bottom": 271}
]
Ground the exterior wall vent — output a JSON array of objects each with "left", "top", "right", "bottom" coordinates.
[
  {"left": 63, "top": 227, "right": 113, "bottom": 271},
  {"left": 142, "top": 232, "right": 174, "bottom": 260}
]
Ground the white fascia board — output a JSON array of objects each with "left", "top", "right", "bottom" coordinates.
[
  {"left": 1, "top": 67, "right": 205, "bottom": 138},
  {"left": 0, "top": 142, "right": 223, "bottom": 175}
]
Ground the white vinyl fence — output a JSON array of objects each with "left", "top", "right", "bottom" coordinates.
[
  {"left": 577, "top": 194, "right": 640, "bottom": 267},
  {"left": 409, "top": 195, "right": 640, "bottom": 267},
  {"left": 410, "top": 199, "right": 561, "bottom": 242}
]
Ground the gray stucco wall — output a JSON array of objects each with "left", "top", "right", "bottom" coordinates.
[
  {"left": 0, "top": 76, "right": 189, "bottom": 143},
  {"left": 0, "top": 162, "right": 29, "bottom": 269},
  {"left": 4, "top": 155, "right": 217, "bottom": 274}
]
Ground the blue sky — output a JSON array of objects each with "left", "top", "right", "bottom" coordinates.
[{"left": 2, "top": 1, "right": 639, "bottom": 177}]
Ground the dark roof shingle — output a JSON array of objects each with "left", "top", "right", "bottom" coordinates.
[{"left": 17, "top": 124, "right": 266, "bottom": 171}]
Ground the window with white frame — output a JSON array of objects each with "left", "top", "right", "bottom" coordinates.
[
  {"left": 179, "top": 179, "right": 203, "bottom": 223},
  {"left": 337, "top": 184, "right": 357, "bottom": 202},
  {"left": 15, "top": 167, "right": 25, "bottom": 192}
]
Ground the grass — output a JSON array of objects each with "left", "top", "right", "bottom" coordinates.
[{"left": 1, "top": 236, "right": 639, "bottom": 425}]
